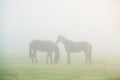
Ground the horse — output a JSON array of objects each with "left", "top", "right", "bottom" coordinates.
[
  {"left": 56, "top": 36, "right": 92, "bottom": 65},
  {"left": 29, "top": 40, "right": 59, "bottom": 64}
]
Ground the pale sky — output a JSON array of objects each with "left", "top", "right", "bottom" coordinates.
[{"left": 1, "top": 0, "right": 120, "bottom": 53}]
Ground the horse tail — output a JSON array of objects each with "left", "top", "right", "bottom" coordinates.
[{"left": 29, "top": 45, "right": 32, "bottom": 59}]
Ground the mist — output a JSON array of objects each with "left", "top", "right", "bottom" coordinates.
[{"left": 1, "top": 0, "right": 120, "bottom": 54}]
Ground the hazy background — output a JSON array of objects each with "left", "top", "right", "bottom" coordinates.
[{"left": 1, "top": 0, "right": 120, "bottom": 55}]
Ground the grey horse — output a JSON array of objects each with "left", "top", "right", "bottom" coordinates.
[
  {"left": 56, "top": 36, "right": 92, "bottom": 65},
  {"left": 29, "top": 40, "right": 59, "bottom": 64}
]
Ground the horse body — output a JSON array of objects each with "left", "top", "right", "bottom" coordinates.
[
  {"left": 30, "top": 40, "right": 57, "bottom": 52},
  {"left": 56, "top": 36, "right": 92, "bottom": 65},
  {"left": 64, "top": 41, "right": 89, "bottom": 52},
  {"left": 29, "top": 40, "right": 59, "bottom": 64}
]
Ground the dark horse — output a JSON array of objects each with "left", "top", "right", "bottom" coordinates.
[
  {"left": 56, "top": 36, "right": 92, "bottom": 65},
  {"left": 29, "top": 40, "right": 59, "bottom": 64}
]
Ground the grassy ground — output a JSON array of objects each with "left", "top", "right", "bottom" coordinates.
[{"left": 0, "top": 52, "right": 120, "bottom": 80}]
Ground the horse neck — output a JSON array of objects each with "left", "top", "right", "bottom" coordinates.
[{"left": 61, "top": 37, "right": 72, "bottom": 46}]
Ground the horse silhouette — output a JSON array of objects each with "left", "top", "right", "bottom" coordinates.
[
  {"left": 56, "top": 36, "right": 92, "bottom": 65},
  {"left": 29, "top": 40, "right": 59, "bottom": 64}
]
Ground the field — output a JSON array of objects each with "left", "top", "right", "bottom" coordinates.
[{"left": 0, "top": 51, "right": 120, "bottom": 80}]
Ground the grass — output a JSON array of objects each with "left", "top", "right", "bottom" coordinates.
[{"left": 0, "top": 52, "right": 120, "bottom": 80}]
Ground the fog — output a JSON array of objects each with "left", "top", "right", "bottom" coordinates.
[{"left": 1, "top": 0, "right": 120, "bottom": 54}]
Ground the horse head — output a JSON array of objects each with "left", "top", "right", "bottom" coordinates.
[
  {"left": 56, "top": 35, "right": 64, "bottom": 44},
  {"left": 54, "top": 46, "right": 60, "bottom": 64}
]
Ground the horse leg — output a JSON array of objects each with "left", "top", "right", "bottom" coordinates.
[
  {"left": 84, "top": 51, "right": 88, "bottom": 65},
  {"left": 49, "top": 52, "right": 53, "bottom": 64},
  {"left": 33, "top": 50, "right": 38, "bottom": 64},
  {"left": 87, "top": 45, "right": 92, "bottom": 65},
  {"left": 85, "top": 48, "right": 91, "bottom": 65},
  {"left": 32, "top": 50, "right": 35, "bottom": 64},
  {"left": 89, "top": 55, "right": 91, "bottom": 65},
  {"left": 46, "top": 53, "right": 49, "bottom": 64},
  {"left": 89, "top": 46, "right": 92, "bottom": 65},
  {"left": 67, "top": 51, "right": 71, "bottom": 64},
  {"left": 30, "top": 49, "right": 33, "bottom": 63},
  {"left": 88, "top": 50, "right": 91, "bottom": 65},
  {"left": 32, "top": 50, "right": 37, "bottom": 64},
  {"left": 54, "top": 54, "right": 57, "bottom": 64},
  {"left": 86, "top": 53, "right": 91, "bottom": 65},
  {"left": 86, "top": 56, "right": 89, "bottom": 65}
]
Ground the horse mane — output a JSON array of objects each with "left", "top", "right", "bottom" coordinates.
[{"left": 59, "top": 35, "right": 75, "bottom": 43}]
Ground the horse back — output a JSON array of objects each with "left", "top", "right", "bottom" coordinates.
[
  {"left": 65, "top": 41, "right": 91, "bottom": 52},
  {"left": 29, "top": 40, "right": 57, "bottom": 51}
]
